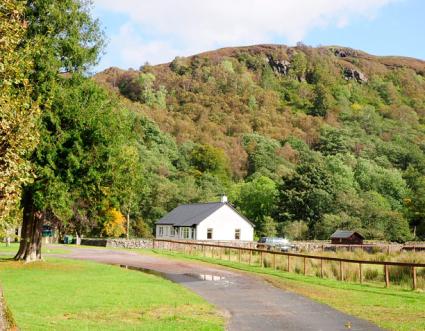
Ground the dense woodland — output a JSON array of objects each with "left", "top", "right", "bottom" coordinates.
[
  {"left": 2, "top": 1, "right": 425, "bottom": 262},
  {"left": 96, "top": 44, "right": 425, "bottom": 242}
]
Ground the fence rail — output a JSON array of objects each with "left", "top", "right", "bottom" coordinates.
[{"left": 153, "top": 239, "right": 425, "bottom": 290}]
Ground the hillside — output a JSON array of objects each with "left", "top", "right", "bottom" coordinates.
[{"left": 95, "top": 44, "right": 425, "bottom": 241}]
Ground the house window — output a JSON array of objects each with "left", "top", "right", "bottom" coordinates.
[
  {"left": 158, "top": 226, "right": 164, "bottom": 237},
  {"left": 235, "top": 229, "right": 241, "bottom": 240},
  {"left": 182, "top": 227, "right": 190, "bottom": 239},
  {"left": 207, "top": 228, "right": 213, "bottom": 239},
  {"left": 170, "top": 227, "right": 175, "bottom": 236}
]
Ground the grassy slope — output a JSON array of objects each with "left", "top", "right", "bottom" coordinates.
[
  {"left": 0, "top": 247, "right": 224, "bottom": 331},
  {"left": 145, "top": 248, "right": 425, "bottom": 331}
]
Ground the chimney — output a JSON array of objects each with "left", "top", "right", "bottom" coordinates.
[{"left": 220, "top": 195, "right": 228, "bottom": 203}]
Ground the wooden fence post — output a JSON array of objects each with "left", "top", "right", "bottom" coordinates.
[
  {"left": 260, "top": 251, "right": 264, "bottom": 268},
  {"left": 238, "top": 248, "right": 241, "bottom": 263},
  {"left": 412, "top": 267, "right": 417, "bottom": 290},
  {"left": 359, "top": 263, "right": 362, "bottom": 284},
  {"left": 152, "top": 239, "right": 156, "bottom": 249},
  {"left": 320, "top": 258, "right": 323, "bottom": 278},
  {"left": 273, "top": 253, "right": 276, "bottom": 270},
  {"left": 287, "top": 255, "right": 290, "bottom": 272},
  {"left": 228, "top": 248, "right": 231, "bottom": 261},
  {"left": 303, "top": 257, "right": 306, "bottom": 275},
  {"left": 384, "top": 265, "right": 390, "bottom": 288},
  {"left": 340, "top": 261, "right": 343, "bottom": 281}
]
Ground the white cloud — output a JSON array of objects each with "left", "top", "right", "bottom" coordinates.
[
  {"left": 94, "top": 0, "right": 398, "bottom": 70},
  {"left": 102, "top": 23, "right": 180, "bottom": 69}
]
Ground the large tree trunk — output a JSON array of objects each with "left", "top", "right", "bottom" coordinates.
[{"left": 14, "top": 190, "right": 43, "bottom": 262}]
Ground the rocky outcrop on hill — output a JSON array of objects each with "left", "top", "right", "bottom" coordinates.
[
  {"left": 333, "top": 47, "right": 358, "bottom": 58},
  {"left": 267, "top": 55, "right": 290, "bottom": 75},
  {"left": 343, "top": 67, "right": 368, "bottom": 83}
]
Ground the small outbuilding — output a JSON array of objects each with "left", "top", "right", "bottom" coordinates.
[
  {"left": 155, "top": 196, "right": 254, "bottom": 241},
  {"left": 330, "top": 230, "right": 364, "bottom": 245}
]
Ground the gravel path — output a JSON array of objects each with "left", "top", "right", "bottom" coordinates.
[{"left": 60, "top": 247, "right": 383, "bottom": 331}]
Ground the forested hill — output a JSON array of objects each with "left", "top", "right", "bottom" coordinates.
[{"left": 95, "top": 44, "right": 425, "bottom": 241}]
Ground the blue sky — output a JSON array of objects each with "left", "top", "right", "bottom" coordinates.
[{"left": 92, "top": 0, "right": 424, "bottom": 72}]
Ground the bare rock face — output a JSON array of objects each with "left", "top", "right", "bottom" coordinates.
[
  {"left": 343, "top": 68, "right": 368, "bottom": 83},
  {"left": 267, "top": 55, "right": 290, "bottom": 75},
  {"left": 333, "top": 48, "right": 357, "bottom": 58}
]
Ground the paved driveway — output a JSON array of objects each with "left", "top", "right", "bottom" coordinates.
[{"left": 60, "top": 247, "right": 382, "bottom": 331}]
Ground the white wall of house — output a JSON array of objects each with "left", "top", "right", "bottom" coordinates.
[{"left": 196, "top": 205, "right": 254, "bottom": 241}]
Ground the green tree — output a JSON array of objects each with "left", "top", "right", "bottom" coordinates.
[
  {"left": 15, "top": 77, "right": 117, "bottom": 261},
  {"left": 0, "top": 1, "right": 39, "bottom": 221},
  {"left": 290, "top": 52, "right": 307, "bottom": 81},
  {"left": 309, "top": 83, "right": 333, "bottom": 117},
  {"left": 14, "top": 0, "right": 105, "bottom": 261},
  {"left": 242, "top": 133, "right": 284, "bottom": 178},
  {"left": 403, "top": 166, "right": 425, "bottom": 239},
  {"left": 276, "top": 159, "right": 335, "bottom": 238},
  {"left": 315, "top": 127, "right": 350, "bottom": 156},
  {"left": 354, "top": 159, "right": 408, "bottom": 210},
  {"left": 233, "top": 176, "right": 278, "bottom": 235},
  {"left": 262, "top": 216, "right": 278, "bottom": 237},
  {"left": 189, "top": 144, "right": 230, "bottom": 181},
  {"left": 109, "top": 143, "right": 145, "bottom": 239}
]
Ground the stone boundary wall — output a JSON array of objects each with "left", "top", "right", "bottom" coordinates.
[
  {"left": 81, "top": 238, "right": 153, "bottom": 249},
  {"left": 107, "top": 238, "right": 153, "bottom": 249},
  {"left": 80, "top": 238, "right": 425, "bottom": 252}
]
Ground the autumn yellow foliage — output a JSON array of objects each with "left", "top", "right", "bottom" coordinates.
[{"left": 103, "top": 208, "right": 126, "bottom": 238}]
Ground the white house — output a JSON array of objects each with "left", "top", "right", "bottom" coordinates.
[{"left": 155, "top": 196, "right": 254, "bottom": 241}]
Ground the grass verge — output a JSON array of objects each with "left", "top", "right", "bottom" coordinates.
[
  {"left": 145, "top": 248, "right": 425, "bottom": 331},
  {"left": 0, "top": 256, "right": 224, "bottom": 331}
]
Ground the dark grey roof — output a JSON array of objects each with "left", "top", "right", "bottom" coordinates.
[
  {"left": 155, "top": 202, "right": 254, "bottom": 227},
  {"left": 330, "top": 230, "right": 364, "bottom": 239}
]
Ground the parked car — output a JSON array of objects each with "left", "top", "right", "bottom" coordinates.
[{"left": 257, "top": 237, "right": 295, "bottom": 252}]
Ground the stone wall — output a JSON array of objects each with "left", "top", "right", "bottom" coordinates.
[
  {"left": 80, "top": 238, "right": 425, "bottom": 252},
  {"left": 80, "top": 238, "right": 153, "bottom": 249},
  {"left": 106, "top": 238, "right": 153, "bottom": 249}
]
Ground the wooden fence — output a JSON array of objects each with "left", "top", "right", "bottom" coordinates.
[{"left": 152, "top": 239, "right": 425, "bottom": 290}]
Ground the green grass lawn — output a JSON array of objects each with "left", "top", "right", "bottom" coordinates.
[
  {"left": 145, "top": 248, "right": 425, "bottom": 331},
  {"left": 0, "top": 252, "right": 224, "bottom": 330},
  {"left": 0, "top": 243, "right": 70, "bottom": 257}
]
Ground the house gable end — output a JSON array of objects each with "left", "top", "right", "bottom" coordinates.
[{"left": 198, "top": 204, "right": 254, "bottom": 228}]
